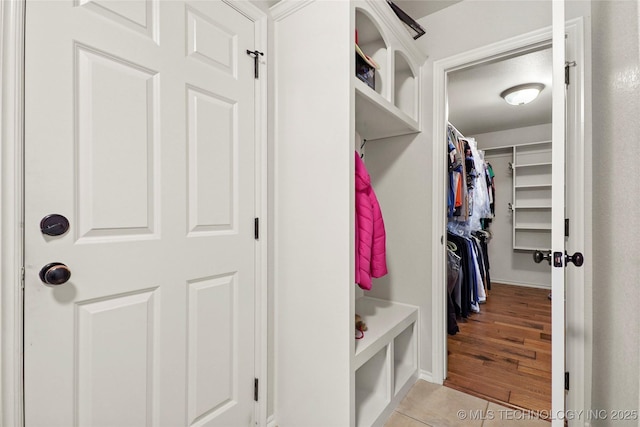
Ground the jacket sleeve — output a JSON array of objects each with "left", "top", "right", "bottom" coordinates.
[
  {"left": 355, "top": 188, "right": 373, "bottom": 290},
  {"left": 370, "top": 188, "right": 388, "bottom": 278},
  {"left": 354, "top": 212, "right": 361, "bottom": 285}
]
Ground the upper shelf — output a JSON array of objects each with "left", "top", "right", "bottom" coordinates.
[
  {"left": 354, "top": 77, "right": 419, "bottom": 140},
  {"left": 355, "top": 5, "right": 420, "bottom": 140}
]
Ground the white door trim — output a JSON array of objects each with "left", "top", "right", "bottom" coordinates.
[
  {"left": 430, "top": 18, "right": 591, "bottom": 418},
  {"left": 563, "top": 18, "right": 592, "bottom": 426},
  {"left": 222, "top": 2, "right": 270, "bottom": 425},
  {"left": 1, "top": 0, "right": 26, "bottom": 425},
  {"left": 551, "top": 3, "right": 566, "bottom": 423},
  {"left": 225, "top": 2, "right": 271, "bottom": 425},
  {"left": 431, "top": 24, "right": 557, "bottom": 386},
  {"left": 0, "top": 1, "right": 269, "bottom": 425}
]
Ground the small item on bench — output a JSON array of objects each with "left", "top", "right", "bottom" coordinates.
[{"left": 355, "top": 314, "right": 368, "bottom": 340}]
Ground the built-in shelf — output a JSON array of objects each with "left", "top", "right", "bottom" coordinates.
[
  {"left": 515, "top": 246, "right": 551, "bottom": 251},
  {"left": 355, "top": 345, "right": 389, "bottom": 427},
  {"left": 394, "top": 51, "right": 417, "bottom": 120},
  {"left": 515, "top": 184, "right": 552, "bottom": 189},
  {"left": 354, "top": 298, "right": 418, "bottom": 427},
  {"left": 354, "top": 297, "right": 418, "bottom": 370},
  {"left": 353, "top": 3, "right": 422, "bottom": 426},
  {"left": 510, "top": 141, "right": 553, "bottom": 251},
  {"left": 515, "top": 228, "right": 551, "bottom": 250},
  {"left": 275, "top": 1, "right": 424, "bottom": 425},
  {"left": 354, "top": 77, "right": 419, "bottom": 140},
  {"left": 512, "top": 205, "right": 552, "bottom": 210},
  {"left": 515, "top": 225, "right": 552, "bottom": 230},
  {"left": 512, "top": 162, "right": 552, "bottom": 168},
  {"left": 355, "top": 6, "right": 419, "bottom": 139},
  {"left": 393, "top": 324, "right": 416, "bottom": 396}
]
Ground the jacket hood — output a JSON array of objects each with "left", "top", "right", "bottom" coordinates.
[{"left": 355, "top": 151, "right": 371, "bottom": 191}]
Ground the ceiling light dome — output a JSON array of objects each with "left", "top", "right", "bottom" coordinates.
[{"left": 500, "top": 83, "right": 545, "bottom": 106}]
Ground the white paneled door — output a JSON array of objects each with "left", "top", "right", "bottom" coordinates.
[{"left": 24, "top": 1, "right": 257, "bottom": 426}]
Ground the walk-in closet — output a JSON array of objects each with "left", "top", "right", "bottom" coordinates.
[{"left": 444, "top": 46, "right": 554, "bottom": 412}]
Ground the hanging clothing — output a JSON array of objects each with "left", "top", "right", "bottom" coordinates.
[
  {"left": 355, "top": 151, "right": 388, "bottom": 290},
  {"left": 445, "top": 124, "right": 495, "bottom": 326},
  {"left": 446, "top": 231, "right": 474, "bottom": 318},
  {"left": 447, "top": 247, "right": 461, "bottom": 335}
]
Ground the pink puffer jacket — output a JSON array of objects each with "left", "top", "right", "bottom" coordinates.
[{"left": 355, "top": 151, "right": 388, "bottom": 290}]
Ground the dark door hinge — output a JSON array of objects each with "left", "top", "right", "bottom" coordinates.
[
  {"left": 565, "top": 61, "right": 576, "bottom": 85},
  {"left": 565, "top": 372, "right": 569, "bottom": 390},
  {"left": 254, "top": 218, "right": 259, "bottom": 240},
  {"left": 565, "top": 218, "right": 570, "bottom": 237},
  {"left": 246, "top": 50, "right": 264, "bottom": 79},
  {"left": 254, "top": 378, "right": 259, "bottom": 401}
]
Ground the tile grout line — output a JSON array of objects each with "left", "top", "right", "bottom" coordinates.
[
  {"left": 392, "top": 410, "right": 434, "bottom": 427},
  {"left": 481, "top": 399, "right": 489, "bottom": 427}
]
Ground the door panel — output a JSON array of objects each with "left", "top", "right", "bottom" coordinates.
[
  {"left": 76, "top": 289, "right": 159, "bottom": 427},
  {"left": 24, "top": 1, "right": 256, "bottom": 426},
  {"left": 76, "top": 44, "right": 160, "bottom": 241}
]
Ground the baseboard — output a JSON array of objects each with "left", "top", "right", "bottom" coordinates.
[
  {"left": 419, "top": 370, "right": 436, "bottom": 384},
  {"left": 491, "top": 279, "right": 551, "bottom": 290},
  {"left": 267, "top": 414, "right": 277, "bottom": 427}
]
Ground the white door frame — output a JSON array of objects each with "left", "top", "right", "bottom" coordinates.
[
  {"left": 430, "top": 18, "right": 591, "bottom": 419},
  {"left": 1, "top": 1, "right": 26, "bottom": 425},
  {"left": 0, "top": 1, "right": 270, "bottom": 426}
]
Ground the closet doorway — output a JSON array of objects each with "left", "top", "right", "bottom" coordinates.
[
  {"left": 444, "top": 45, "right": 553, "bottom": 413},
  {"left": 434, "top": 16, "right": 588, "bottom": 420}
]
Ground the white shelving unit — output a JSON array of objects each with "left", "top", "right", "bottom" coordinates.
[
  {"left": 354, "top": 297, "right": 418, "bottom": 426},
  {"left": 487, "top": 141, "right": 552, "bottom": 251},
  {"left": 354, "top": 298, "right": 418, "bottom": 369},
  {"left": 273, "top": 1, "right": 425, "bottom": 425},
  {"left": 353, "top": 5, "right": 421, "bottom": 425}
]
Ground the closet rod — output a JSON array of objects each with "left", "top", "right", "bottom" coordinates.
[
  {"left": 447, "top": 121, "right": 465, "bottom": 139},
  {"left": 482, "top": 139, "right": 553, "bottom": 152}
]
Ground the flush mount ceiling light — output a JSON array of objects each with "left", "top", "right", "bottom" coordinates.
[{"left": 500, "top": 83, "right": 545, "bottom": 106}]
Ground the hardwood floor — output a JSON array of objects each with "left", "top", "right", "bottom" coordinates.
[{"left": 444, "top": 283, "right": 552, "bottom": 414}]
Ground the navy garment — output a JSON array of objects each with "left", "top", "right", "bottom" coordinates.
[
  {"left": 471, "top": 238, "right": 485, "bottom": 297},
  {"left": 446, "top": 248, "right": 461, "bottom": 335},
  {"left": 447, "top": 232, "right": 474, "bottom": 318},
  {"left": 476, "top": 233, "right": 491, "bottom": 291}
]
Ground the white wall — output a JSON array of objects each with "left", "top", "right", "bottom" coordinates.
[
  {"left": 590, "top": 1, "right": 640, "bottom": 423},
  {"left": 471, "top": 123, "right": 551, "bottom": 149},
  {"left": 365, "top": 0, "right": 591, "bottom": 378},
  {"left": 471, "top": 124, "right": 552, "bottom": 288}
]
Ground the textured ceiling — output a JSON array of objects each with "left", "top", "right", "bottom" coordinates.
[{"left": 448, "top": 47, "right": 553, "bottom": 136}]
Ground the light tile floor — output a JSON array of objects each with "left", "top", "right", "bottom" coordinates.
[{"left": 384, "top": 381, "right": 550, "bottom": 427}]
